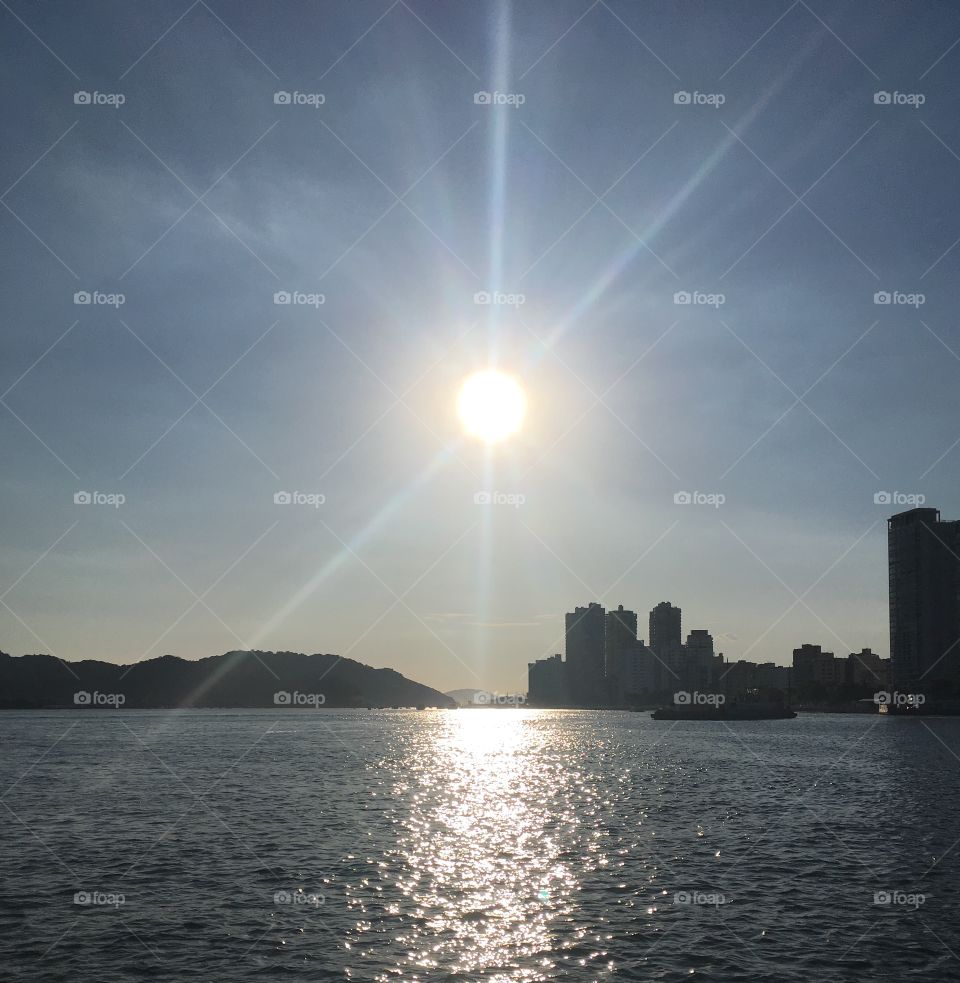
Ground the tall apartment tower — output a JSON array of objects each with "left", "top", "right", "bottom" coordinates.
[
  {"left": 888, "top": 508, "right": 960, "bottom": 694},
  {"left": 649, "top": 602, "right": 682, "bottom": 656},
  {"left": 648, "top": 602, "right": 682, "bottom": 693},
  {"left": 565, "top": 602, "right": 606, "bottom": 705},
  {"left": 604, "top": 605, "right": 638, "bottom": 676},
  {"left": 604, "top": 605, "right": 638, "bottom": 701}
]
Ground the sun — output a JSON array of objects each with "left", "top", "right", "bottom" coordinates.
[{"left": 457, "top": 370, "right": 526, "bottom": 444}]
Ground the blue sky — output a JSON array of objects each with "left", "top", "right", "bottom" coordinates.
[{"left": 2, "top": 0, "right": 960, "bottom": 693}]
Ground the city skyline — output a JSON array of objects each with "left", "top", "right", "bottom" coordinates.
[
  {"left": 4, "top": 3, "right": 960, "bottom": 694},
  {"left": 530, "top": 501, "right": 960, "bottom": 708},
  {"left": 530, "top": 593, "right": 891, "bottom": 708}
]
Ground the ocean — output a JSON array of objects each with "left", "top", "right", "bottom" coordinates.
[{"left": 1, "top": 708, "right": 958, "bottom": 981}]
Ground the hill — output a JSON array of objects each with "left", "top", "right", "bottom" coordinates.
[{"left": 0, "top": 649, "right": 454, "bottom": 709}]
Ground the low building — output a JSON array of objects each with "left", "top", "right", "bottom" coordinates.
[
  {"left": 528, "top": 653, "right": 568, "bottom": 705},
  {"left": 847, "top": 648, "right": 889, "bottom": 690},
  {"left": 793, "top": 643, "right": 846, "bottom": 694}
]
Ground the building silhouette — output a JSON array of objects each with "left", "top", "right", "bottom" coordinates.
[
  {"left": 649, "top": 602, "right": 681, "bottom": 691},
  {"left": 604, "top": 605, "right": 637, "bottom": 701},
  {"left": 649, "top": 602, "right": 681, "bottom": 654},
  {"left": 847, "top": 648, "right": 889, "bottom": 690},
  {"left": 681, "top": 629, "right": 715, "bottom": 691},
  {"left": 793, "top": 643, "right": 845, "bottom": 692},
  {"left": 528, "top": 653, "right": 568, "bottom": 705},
  {"left": 566, "top": 602, "right": 605, "bottom": 704},
  {"left": 719, "top": 658, "right": 791, "bottom": 696},
  {"left": 889, "top": 507, "right": 960, "bottom": 696},
  {"left": 526, "top": 601, "right": 859, "bottom": 709}
]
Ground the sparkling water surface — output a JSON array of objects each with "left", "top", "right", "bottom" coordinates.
[{"left": 1, "top": 709, "right": 959, "bottom": 981}]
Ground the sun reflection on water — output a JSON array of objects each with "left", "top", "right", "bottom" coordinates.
[{"left": 352, "top": 710, "right": 580, "bottom": 981}]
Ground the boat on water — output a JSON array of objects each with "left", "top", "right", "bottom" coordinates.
[{"left": 651, "top": 702, "right": 797, "bottom": 721}]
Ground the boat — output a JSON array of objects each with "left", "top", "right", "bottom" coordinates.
[{"left": 651, "top": 701, "right": 796, "bottom": 721}]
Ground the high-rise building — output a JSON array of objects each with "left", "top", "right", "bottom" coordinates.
[
  {"left": 604, "top": 605, "right": 637, "bottom": 683},
  {"left": 682, "top": 629, "right": 715, "bottom": 691},
  {"left": 566, "top": 602, "right": 606, "bottom": 704},
  {"left": 888, "top": 507, "right": 960, "bottom": 695},
  {"left": 649, "top": 602, "right": 681, "bottom": 655},
  {"left": 649, "top": 602, "right": 681, "bottom": 692}
]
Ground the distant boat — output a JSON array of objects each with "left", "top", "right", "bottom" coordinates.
[{"left": 652, "top": 702, "right": 797, "bottom": 721}]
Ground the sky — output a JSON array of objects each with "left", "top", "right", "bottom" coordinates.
[{"left": 2, "top": 0, "right": 960, "bottom": 695}]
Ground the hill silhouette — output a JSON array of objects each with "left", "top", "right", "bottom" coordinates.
[{"left": 0, "top": 649, "right": 454, "bottom": 709}]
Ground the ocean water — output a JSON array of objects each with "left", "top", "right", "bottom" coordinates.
[{"left": 1, "top": 709, "right": 958, "bottom": 981}]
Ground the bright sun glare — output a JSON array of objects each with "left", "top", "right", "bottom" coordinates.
[{"left": 457, "top": 370, "right": 526, "bottom": 444}]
